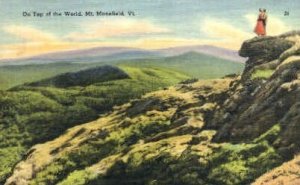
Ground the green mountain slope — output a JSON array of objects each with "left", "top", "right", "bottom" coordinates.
[{"left": 0, "top": 65, "right": 189, "bottom": 183}]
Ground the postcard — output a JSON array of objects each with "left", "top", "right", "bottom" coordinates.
[{"left": 0, "top": 1, "right": 299, "bottom": 185}]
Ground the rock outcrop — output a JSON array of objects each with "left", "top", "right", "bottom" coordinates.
[{"left": 212, "top": 32, "right": 300, "bottom": 154}]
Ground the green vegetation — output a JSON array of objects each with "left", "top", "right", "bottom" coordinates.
[
  {"left": 0, "top": 52, "right": 243, "bottom": 90},
  {"left": 254, "top": 124, "right": 281, "bottom": 144},
  {"left": 29, "top": 122, "right": 282, "bottom": 185},
  {"left": 251, "top": 69, "right": 275, "bottom": 80},
  {"left": 29, "top": 119, "right": 173, "bottom": 185},
  {"left": 0, "top": 65, "right": 189, "bottom": 183},
  {"left": 52, "top": 133, "right": 282, "bottom": 185},
  {"left": 208, "top": 142, "right": 282, "bottom": 185},
  {"left": 4, "top": 77, "right": 285, "bottom": 185}
]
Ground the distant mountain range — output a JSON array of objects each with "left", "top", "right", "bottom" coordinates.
[
  {"left": 156, "top": 45, "right": 244, "bottom": 62},
  {"left": 0, "top": 45, "right": 245, "bottom": 65}
]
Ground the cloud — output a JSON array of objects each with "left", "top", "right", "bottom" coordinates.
[
  {"left": 3, "top": 25, "right": 58, "bottom": 43},
  {"left": 65, "top": 18, "right": 170, "bottom": 41},
  {"left": 0, "top": 23, "right": 149, "bottom": 59},
  {"left": 0, "top": 41, "right": 106, "bottom": 60},
  {"left": 1, "top": 25, "right": 67, "bottom": 59},
  {"left": 0, "top": 37, "right": 191, "bottom": 59},
  {"left": 202, "top": 18, "right": 252, "bottom": 40},
  {"left": 200, "top": 18, "right": 253, "bottom": 49},
  {"left": 245, "top": 14, "right": 291, "bottom": 36}
]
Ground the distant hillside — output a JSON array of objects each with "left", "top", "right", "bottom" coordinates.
[
  {"left": 157, "top": 45, "right": 245, "bottom": 62},
  {"left": 26, "top": 65, "right": 129, "bottom": 88},
  {"left": 118, "top": 51, "right": 244, "bottom": 79},
  {"left": 0, "top": 52, "right": 243, "bottom": 90}
]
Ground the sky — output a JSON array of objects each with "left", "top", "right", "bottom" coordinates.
[{"left": 0, "top": 0, "right": 299, "bottom": 60}]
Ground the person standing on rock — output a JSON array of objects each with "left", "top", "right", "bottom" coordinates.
[{"left": 254, "top": 8, "right": 267, "bottom": 36}]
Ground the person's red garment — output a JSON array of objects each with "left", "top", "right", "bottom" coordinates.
[{"left": 254, "top": 19, "right": 266, "bottom": 36}]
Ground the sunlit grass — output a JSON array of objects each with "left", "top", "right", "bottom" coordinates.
[{"left": 251, "top": 69, "right": 274, "bottom": 79}]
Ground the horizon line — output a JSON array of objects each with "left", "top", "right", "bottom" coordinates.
[{"left": 0, "top": 44, "right": 240, "bottom": 62}]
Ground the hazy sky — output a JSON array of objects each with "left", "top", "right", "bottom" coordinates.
[{"left": 0, "top": 0, "right": 299, "bottom": 59}]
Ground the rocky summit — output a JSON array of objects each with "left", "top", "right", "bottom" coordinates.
[{"left": 5, "top": 31, "right": 300, "bottom": 185}]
